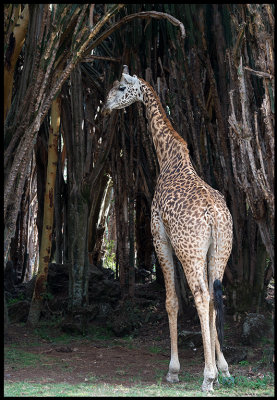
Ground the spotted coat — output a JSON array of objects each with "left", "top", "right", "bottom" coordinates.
[{"left": 103, "top": 70, "right": 233, "bottom": 392}]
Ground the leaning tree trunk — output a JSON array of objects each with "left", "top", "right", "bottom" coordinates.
[
  {"left": 4, "top": 4, "right": 29, "bottom": 120},
  {"left": 27, "top": 95, "right": 61, "bottom": 326},
  {"left": 4, "top": 3, "right": 125, "bottom": 266}
]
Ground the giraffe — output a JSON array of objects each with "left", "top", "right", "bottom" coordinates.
[{"left": 102, "top": 66, "right": 233, "bottom": 391}]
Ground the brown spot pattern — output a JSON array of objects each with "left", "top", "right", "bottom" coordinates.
[{"left": 104, "top": 72, "right": 233, "bottom": 389}]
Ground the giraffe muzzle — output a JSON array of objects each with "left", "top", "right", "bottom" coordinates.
[{"left": 102, "top": 104, "right": 112, "bottom": 116}]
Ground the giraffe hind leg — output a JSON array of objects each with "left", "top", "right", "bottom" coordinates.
[
  {"left": 215, "top": 334, "right": 230, "bottom": 377},
  {"left": 207, "top": 244, "right": 231, "bottom": 380},
  {"left": 205, "top": 257, "right": 220, "bottom": 387},
  {"left": 183, "top": 263, "right": 217, "bottom": 392}
]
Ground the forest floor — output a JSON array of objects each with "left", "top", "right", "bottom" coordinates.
[{"left": 4, "top": 310, "right": 274, "bottom": 396}]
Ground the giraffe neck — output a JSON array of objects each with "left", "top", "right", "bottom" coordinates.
[{"left": 139, "top": 78, "right": 189, "bottom": 169}]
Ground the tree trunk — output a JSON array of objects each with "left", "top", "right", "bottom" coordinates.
[
  {"left": 112, "top": 128, "right": 130, "bottom": 299},
  {"left": 67, "top": 195, "right": 89, "bottom": 311},
  {"left": 94, "top": 179, "right": 113, "bottom": 265},
  {"left": 62, "top": 66, "right": 91, "bottom": 314},
  {"left": 135, "top": 193, "right": 153, "bottom": 274},
  {"left": 53, "top": 139, "right": 65, "bottom": 264},
  {"left": 27, "top": 96, "right": 61, "bottom": 326},
  {"left": 117, "top": 189, "right": 129, "bottom": 299},
  {"left": 4, "top": 5, "right": 29, "bottom": 120},
  {"left": 87, "top": 173, "right": 109, "bottom": 265},
  {"left": 4, "top": 295, "right": 9, "bottom": 333},
  {"left": 128, "top": 188, "right": 135, "bottom": 298}
]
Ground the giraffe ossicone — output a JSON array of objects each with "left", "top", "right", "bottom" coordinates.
[{"left": 103, "top": 66, "right": 233, "bottom": 392}]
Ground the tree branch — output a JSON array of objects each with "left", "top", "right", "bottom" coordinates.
[
  {"left": 84, "top": 10, "right": 186, "bottom": 56},
  {"left": 81, "top": 55, "right": 121, "bottom": 63},
  {"left": 244, "top": 66, "right": 274, "bottom": 80}
]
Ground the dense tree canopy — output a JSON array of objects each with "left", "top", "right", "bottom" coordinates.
[{"left": 4, "top": 4, "right": 274, "bottom": 327}]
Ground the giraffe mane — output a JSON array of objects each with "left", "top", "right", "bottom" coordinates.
[{"left": 139, "top": 78, "right": 189, "bottom": 154}]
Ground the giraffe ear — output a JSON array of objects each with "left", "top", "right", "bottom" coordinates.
[
  {"left": 121, "top": 73, "right": 137, "bottom": 85},
  {"left": 122, "top": 65, "right": 129, "bottom": 74}
]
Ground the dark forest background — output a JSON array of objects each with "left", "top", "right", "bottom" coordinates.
[{"left": 4, "top": 4, "right": 274, "bottom": 329}]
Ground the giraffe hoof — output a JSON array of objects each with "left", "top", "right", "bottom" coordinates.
[
  {"left": 166, "top": 371, "right": 179, "bottom": 383},
  {"left": 220, "top": 369, "right": 231, "bottom": 378},
  {"left": 201, "top": 384, "right": 214, "bottom": 392},
  {"left": 201, "top": 378, "right": 214, "bottom": 392},
  {"left": 213, "top": 378, "right": 220, "bottom": 388}
]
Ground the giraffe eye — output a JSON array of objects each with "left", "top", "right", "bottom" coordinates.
[{"left": 118, "top": 85, "right": 126, "bottom": 91}]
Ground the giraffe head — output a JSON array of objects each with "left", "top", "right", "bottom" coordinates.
[{"left": 102, "top": 65, "right": 143, "bottom": 115}]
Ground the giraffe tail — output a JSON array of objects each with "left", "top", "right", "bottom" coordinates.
[
  {"left": 208, "top": 203, "right": 218, "bottom": 253},
  {"left": 213, "top": 279, "right": 224, "bottom": 351}
]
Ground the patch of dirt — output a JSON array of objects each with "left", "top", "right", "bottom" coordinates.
[
  {"left": 4, "top": 321, "right": 198, "bottom": 386},
  {"left": 4, "top": 306, "right": 274, "bottom": 388}
]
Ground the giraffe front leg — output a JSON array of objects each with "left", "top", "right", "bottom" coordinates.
[
  {"left": 155, "top": 240, "right": 180, "bottom": 383},
  {"left": 165, "top": 293, "right": 180, "bottom": 383}
]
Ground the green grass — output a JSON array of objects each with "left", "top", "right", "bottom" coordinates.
[
  {"left": 148, "top": 345, "right": 163, "bottom": 354},
  {"left": 34, "top": 328, "right": 72, "bottom": 343},
  {"left": 5, "top": 348, "right": 50, "bottom": 370},
  {"left": 5, "top": 347, "right": 274, "bottom": 397},
  {"left": 238, "top": 360, "right": 250, "bottom": 366},
  {"left": 4, "top": 379, "right": 275, "bottom": 397},
  {"left": 122, "top": 338, "right": 135, "bottom": 349},
  {"left": 5, "top": 322, "right": 274, "bottom": 397},
  {"left": 86, "top": 325, "right": 115, "bottom": 341},
  {"left": 5, "top": 345, "right": 274, "bottom": 398},
  {"left": 219, "top": 371, "right": 274, "bottom": 391},
  {"left": 32, "top": 323, "right": 115, "bottom": 344}
]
